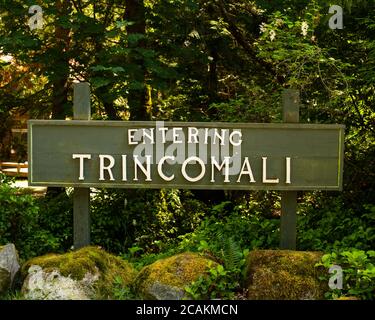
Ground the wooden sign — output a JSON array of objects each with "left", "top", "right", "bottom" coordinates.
[
  {"left": 27, "top": 84, "right": 345, "bottom": 250},
  {"left": 28, "top": 120, "right": 344, "bottom": 191}
]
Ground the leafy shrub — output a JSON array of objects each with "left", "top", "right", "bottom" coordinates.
[
  {"left": 298, "top": 195, "right": 375, "bottom": 251},
  {"left": 112, "top": 276, "right": 137, "bottom": 300},
  {"left": 316, "top": 249, "right": 375, "bottom": 300},
  {"left": 90, "top": 188, "right": 207, "bottom": 255},
  {"left": 1, "top": 179, "right": 207, "bottom": 260},
  {"left": 176, "top": 202, "right": 280, "bottom": 256},
  {"left": 0, "top": 174, "right": 38, "bottom": 257},
  {"left": 0, "top": 174, "right": 73, "bottom": 259},
  {"left": 185, "top": 238, "right": 249, "bottom": 300},
  {"left": 209, "top": 89, "right": 282, "bottom": 124},
  {"left": 33, "top": 192, "right": 73, "bottom": 254},
  {"left": 185, "top": 263, "right": 238, "bottom": 300}
]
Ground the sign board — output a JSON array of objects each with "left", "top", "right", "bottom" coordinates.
[{"left": 28, "top": 120, "right": 344, "bottom": 190}]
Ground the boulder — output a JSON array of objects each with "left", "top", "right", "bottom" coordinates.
[
  {"left": 134, "top": 252, "right": 216, "bottom": 300},
  {"left": 0, "top": 244, "right": 20, "bottom": 295},
  {"left": 245, "top": 250, "right": 326, "bottom": 300},
  {"left": 21, "top": 246, "right": 136, "bottom": 300}
]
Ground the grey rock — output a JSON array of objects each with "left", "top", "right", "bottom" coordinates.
[
  {"left": 20, "top": 246, "right": 136, "bottom": 300},
  {"left": 148, "top": 282, "right": 185, "bottom": 300},
  {"left": 22, "top": 265, "right": 99, "bottom": 300},
  {"left": 0, "top": 244, "right": 20, "bottom": 294}
]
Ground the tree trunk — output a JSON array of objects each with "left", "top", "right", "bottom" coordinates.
[
  {"left": 104, "top": 101, "right": 120, "bottom": 120},
  {"left": 124, "top": 0, "right": 148, "bottom": 120},
  {"left": 51, "top": 0, "right": 71, "bottom": 120},
  {"left": 47, "top": 0, "right": 71, "bottom": 196},
  {"left": 208, "top": 46, "right": 218, "bottom": 103}
]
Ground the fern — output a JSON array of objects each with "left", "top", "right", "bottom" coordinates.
[
  {"left": 223, "top": 237, "right": 242, "bottom": 271},
  {"left": 213, "top": 232, "right": 244, "bottom": 272}
]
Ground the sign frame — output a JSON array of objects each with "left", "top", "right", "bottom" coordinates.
[{"left": 28, "top": 120, "right": 345, "bottom": 191}]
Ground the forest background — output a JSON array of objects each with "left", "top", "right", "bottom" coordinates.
[{"left": 0, "top": 0, "right": 374, "bottom": 300}]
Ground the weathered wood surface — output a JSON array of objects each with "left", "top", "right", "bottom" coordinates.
[
  {"left": 280, "top": 89, "right": 300, "bottom": 250},
  {"left": 28, "top": 120, "right": 344, "bottom": 190},
  {"left": 72, "top": 82, "right": 91, "bottom": 249},
  {"left": 0, "top": 162, "right": 28, "bottom": 177}
]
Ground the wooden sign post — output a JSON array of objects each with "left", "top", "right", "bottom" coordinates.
[
  {"left": 280, "top": 89, "right": 300, "bottom": 250},
  {"left": 28, "top": 86, "right": 344, "bottom": 251},
  {"left": 73, "top": 82, "right": 91, "bottom": 249}
]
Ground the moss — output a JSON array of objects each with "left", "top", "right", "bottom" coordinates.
[
  {"left": 245, "top": 250, "right": 327, "bottom": 300},
  {"left": 336, "top": 296, "right": 360, "bottom": 300},
  {"left": 22, "top": 246, "right": 137, "bottom": 299},
  {"left": 134, "top": 252, "right": 216, "bottom": 299}
]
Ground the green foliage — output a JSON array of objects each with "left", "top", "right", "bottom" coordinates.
[
  {"left": 316, "top": 249, "right": 375, "bottom": 300},
  {"left": 209, "top": 90, "right": 282, "bottom": 123},
  {"left": 298, "top": 195, "right": 375, "bottom": 251},
  {"left": 90, "top": 188, "right": 206, "bottom": 254},
  {"left": 185, "top": 237, "right": 249, "bottom": 300},
  {"left": 33, "top": 192, "right": 73, "bottom": 254},
  {"left": 0, "top": 289, "right": 23, "bottom": 301},
  {"left": 177, "top": 203, "right": 280, "bottom": 255},
  {"left": 0, "top": 174, "right": 72, "bottom": 259},
  {"left": 0, "top": 175, "right": 38, "bottom": 256},
  {"left": 221, "top": 237, "right": 247, "bottom": 272},
  {"left": 112, "top": 276, "right": 137, "bottom": 300},
  {"left": 185, "top": 263, "right": 237, "bottom": 300},
  {"left": 0, "top": 0, "right": 374, "bottom": 301}
]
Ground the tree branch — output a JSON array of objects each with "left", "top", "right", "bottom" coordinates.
[
  {"left": 215, "top": 0, "right": 285, "bottom": 84},
  {"left": 71, "top": 0, "right": 82, "bottom": 13}
]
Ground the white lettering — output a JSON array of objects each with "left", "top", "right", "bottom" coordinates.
[
  {"left": 204, "top": 128, "right": 209, "bottom": 145},
  {"left": 213, "top": 129, "right": 227, "bottom": 146},
  {"left": 188, "top": 127, "right": 199, "bottom": 143},
  {"left": 236, "top": 157, "right": 255, "bottom": 183},
  {"left": 133, "top": 155, "right": 152, "bottom": 181},
  {"left": 158, "top": 126, "right": 169, "bottom": 144},
  {"left": 182, "top": 156, "right": 206, "bottom": 182},
  {"left": 72, "top": 154, "right": 91, "bottom": 181},
  {"left": 99, "top": 155, "right": 115, "bottom": 181},
  {"left": 285, "top": 157, "right": 291, "bottom": 184},
  {"left": 142, "top": 128, "right": 155, "bottom": 144},
  {"left": 172, "top": 127, "right": 183, "bottom": 144},
  {"left": 229, "top": 130, "right": 242, "bottom": 146},
  {"left": 122, "top": 155, "right": 127, "bottom": 181},
  {"left": 211, "top": 156, "right": 230, "bottom": 182},
  {"left": 262, "top": 157, "right": 279, "bottom": 184},
  {"left": 158, "top": 156, "right": 175, "bottom": 181},
  {"left": 128, "top": 129, "right": 138, "bottom": 145}
]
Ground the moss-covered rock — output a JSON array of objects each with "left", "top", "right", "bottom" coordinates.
[
  {"left": 21, "top": 246, "right": 136, "bottom": 300},
  {"left": 245, "top": 250, "right": 326, "bottom": 300},
  {"left": 336, "top": 296, "right": 360, "bottom": 300},
  {"left": 134, "top": 252, "right": 217, "bottom": 300}
]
